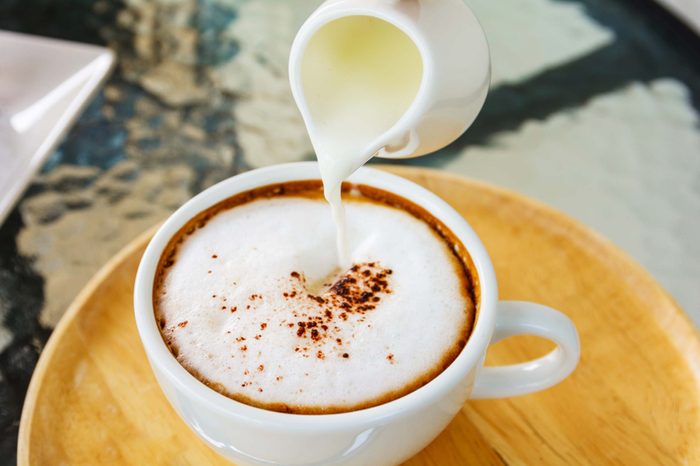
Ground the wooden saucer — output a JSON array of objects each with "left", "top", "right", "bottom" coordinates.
[{"left": 18, "top": 166, "right": 700, "bottom": 465}]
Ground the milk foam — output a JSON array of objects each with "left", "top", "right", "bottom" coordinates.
[{"left": 156, "top": 193, "right": 472, "bottom": 412}]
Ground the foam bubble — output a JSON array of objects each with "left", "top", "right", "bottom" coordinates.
[{"left": 156, "top": 191, "right": 473, "bottom": 413}]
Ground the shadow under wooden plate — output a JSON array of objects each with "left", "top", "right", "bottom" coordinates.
[{"left": 18, "top": 166, "right": 700, "bottom": 465}]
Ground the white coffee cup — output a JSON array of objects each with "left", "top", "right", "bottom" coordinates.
[
  {"left": 134, "top": 162, "right": 579, "bottom": 466},
  {"left": 288, "top": 0, "right": 491, "bottom": 160}
]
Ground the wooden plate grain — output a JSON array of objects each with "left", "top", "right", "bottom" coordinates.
[{"left": 18, "top": 166, "right": 700, "bottom": 465}]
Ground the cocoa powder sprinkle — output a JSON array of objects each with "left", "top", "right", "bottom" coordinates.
[{"left": 203, "top": 262, "right": 393, "bottom": 367}]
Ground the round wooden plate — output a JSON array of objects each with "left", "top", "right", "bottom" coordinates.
[{"left": 18, "top": 166, "right": 700, "bottom": 465}]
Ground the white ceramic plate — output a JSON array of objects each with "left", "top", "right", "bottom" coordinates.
[{"left": 0, "top": 30, "right": 114, "bottom": 224}]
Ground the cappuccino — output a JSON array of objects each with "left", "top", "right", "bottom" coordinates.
[{"left": 154, "top": 181, "right": 476, "bottom": 414}]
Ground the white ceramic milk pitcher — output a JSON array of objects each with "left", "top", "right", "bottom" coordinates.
[{"left": 289, "top": 0, "right": 490, "bottom": 163}]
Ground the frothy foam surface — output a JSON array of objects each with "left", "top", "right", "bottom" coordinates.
[{"left": 155, "top": 183, "right": 474, "bottom": 413}]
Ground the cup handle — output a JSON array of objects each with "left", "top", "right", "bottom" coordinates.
[{"left": 470, "top": 301, "right": 580, "bottom": 399}]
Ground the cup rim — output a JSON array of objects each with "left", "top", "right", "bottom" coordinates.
[{"left": 134, "top": 162, "right": 497, "bottom": 431}]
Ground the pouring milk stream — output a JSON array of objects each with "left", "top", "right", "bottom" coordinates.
[{"left": 289, "top": 0, "right": 491, "bottom": 266}]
